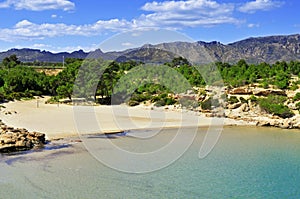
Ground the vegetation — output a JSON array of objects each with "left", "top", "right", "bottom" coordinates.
[
  {"left": 0, "top": 55, "right": 300, "bottom": 119},
  {"left": 258, "top": 95, "right": 294, "bottom": 118},
  {"left": 293, "top": 92, "right": 300, "bottom": 102}
]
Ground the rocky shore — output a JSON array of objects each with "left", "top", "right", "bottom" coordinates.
[
  {"left": 0, "top": 119, "right": 46, "bottom": 153},
  {"left": 206, "top": 86, "right": 300, "bottom": 129}
]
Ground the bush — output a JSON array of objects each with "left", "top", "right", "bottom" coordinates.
[
  {"left": 259, "top": 95, "right": 294, "bottom": 118},
  {"left": 151, "top": 93, "right": 168, "bottom": 103},
  {"left": 200, "top": 97, "right": 219, "bottom": 110},
  {"left": 130, "top": 93, "right": 151, "bottom": 102},
  {"left": 154, "top": 97, "right": 176, "bottom": 107},
  {"left": 240, "top": 97, "right": 248, "bottom": 104},
  {"left": 249, "top": 95, "right": 258, "bottom": 102},
  {"left": 290, "top": 82, "right": 298, "bottom": 91},
  {"left": 296, "top": 102, "right": 300, "bottom": 112},
  {"left": 179, "top": 97, "right": 198, "bottom": 109},
  {"left": 228, "top": 96, "right": 239, "bottom": 104},
  {"left": 46, "top": 96, "right": 60, "bottom": 104},
  {"left": 154, "top": 99, "right": 165, "bottom": 107},
  {"left": 293, "top": 92, "right": 300, "bottom": 102}
]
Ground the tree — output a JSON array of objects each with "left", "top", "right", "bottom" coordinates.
[{"left": 2, "top": 54, "right": 21, "bottom": 68}]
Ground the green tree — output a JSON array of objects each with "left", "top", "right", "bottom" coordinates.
[{"left": 2, "top": 54, "right": 21, "bottom": 68}]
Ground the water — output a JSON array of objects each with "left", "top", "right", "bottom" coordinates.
[{"left": 1, "top": 127, "right": 300, "bottom": 198}]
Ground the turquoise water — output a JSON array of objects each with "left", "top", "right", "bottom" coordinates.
[{"left": 1, "top": 127, "right": 300, "bottom": 198}]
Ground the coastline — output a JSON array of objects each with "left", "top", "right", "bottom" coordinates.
[{"left": 0, "top": 97, "right": 253, "bottom": 140}]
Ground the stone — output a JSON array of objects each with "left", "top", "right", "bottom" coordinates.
[
  {"left": 240, "top": 103, "right": 249, "bottom": 112},
  {"left": 256, "top": 120, "right": 271, "bottom": 127},
  {"left": 0, "top": 121, "right": 46, "bottom": 153},
  {"left": 279, "top": 120, "right": 291, "bottom": 129},
  {"left": 253, "top": 89, "right": 287, "bottom": 97},
  {"left": 229, "top": 88, "right": 253, "bottom": 95},
  {"left": 228, "top": 102, "right": 242, "bottom": 109}
]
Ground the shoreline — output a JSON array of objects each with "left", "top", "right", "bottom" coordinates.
[{"left": 0, "top": 97, "right": 254, "bottom": 140}]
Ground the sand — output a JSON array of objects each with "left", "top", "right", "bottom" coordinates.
[{"left": 0, "top": 97, "right": 248, "bottom": 139}]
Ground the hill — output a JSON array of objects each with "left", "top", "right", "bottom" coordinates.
[{"left": 1, "top": 34, "right": 300, "bottom": 64}]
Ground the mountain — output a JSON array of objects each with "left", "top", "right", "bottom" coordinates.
[
  {"left": 150, "top": 34, "right": 300, "bottom": 64},
  {"left": 1, "top": 34, "right": 300, "bottom": 64}
]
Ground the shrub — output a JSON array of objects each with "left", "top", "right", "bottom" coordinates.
[
  {"left": 259, "top": 95, "right": 294, "bottom": 118},
  {"left": 228, "top": 96, "right": 239, "bottom": 104},
  {"left": 293, "top": 92, "right": 300, "bottom": 102},
  {"left": 130, "top": 93, "right": 151, "bottom": 102},
  {"left": 201, "top": 97, "right": 219, "bottom": 110},
  {"left": 155, "top": 97, "right": 177, "bottom": 107},
  {"left": 249, "top": 95, "right": 258, "bottom": 103},
  {"left": 46, "top": 96, "right": 60, "bottom": 104},
  {"left": 239, "top": 97, "right": 248, "bottom": 104},
  {"left": 296, "top": 102, "right": 300, "bottom": 113},
  {"left": 154, "top": 99, "right": 165, "bottom": 107},
  {"left": 179, "top": 97, "right": 198, "bottom": 109},
  {"left": 290, "top": 83, "right": 298, "bottom": 91}
]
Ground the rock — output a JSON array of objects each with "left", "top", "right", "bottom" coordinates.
[
  {"left": 293, "top": 122, "right": 300, "bottom": 129},
  {"left": 240, "top": 103, "right": 249, "bottom": 112},
  {"left": 256, "top": 120, "right": 271, "bottom": 127},
  {"left": 228, "top": 102, "right": 242, "bottom": 109},
  {"left": 279, "top": 119, "right": 292, "bottom": 129},
  {"left": 253, "top": 89, "right": 287, "bottom": 97},
  {"left": 229, "top": 88, "right": 253, "bottom": 95},
  {"left": 0, "top": 121, "right": 46, "bottom": 153}
]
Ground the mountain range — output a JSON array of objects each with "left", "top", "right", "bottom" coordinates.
[{"left": 1, "top": 34, "right": 300, "bottom": 64}]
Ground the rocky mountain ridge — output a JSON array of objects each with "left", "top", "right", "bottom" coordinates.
[{"left": 1, "top": 34, "right": 300, "bottom": 64}]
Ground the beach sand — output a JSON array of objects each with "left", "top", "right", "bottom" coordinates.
[{"left": 0, "top": 97, "right": 249, "bottom": 139}]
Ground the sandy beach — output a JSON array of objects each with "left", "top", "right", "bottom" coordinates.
[{"left": 0, "top": 97, "right": 249, "bottom": 139}]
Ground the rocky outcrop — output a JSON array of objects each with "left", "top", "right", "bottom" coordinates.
[
  {"left": 253, "top": 89, "right": 287, "bottom": 96},
  {"left": 229, "top": 88, "right": 253, "bottom": 95},
  {"left": 0, "top": 120, "right": 46, "bottom": 153}
]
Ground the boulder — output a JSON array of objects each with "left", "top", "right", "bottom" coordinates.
[
  {"left": 0, "top": 122, "right": 46, "bottom": 153},
  {"left": 279, "top": 119, "right": 292, "bottom": 129}
]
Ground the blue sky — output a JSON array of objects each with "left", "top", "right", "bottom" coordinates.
[{"left": 0, "top": 0, "right": 299, "bottom": 52}]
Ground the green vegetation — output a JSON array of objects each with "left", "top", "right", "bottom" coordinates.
[
  {"left": 200, "top": 97, "right": 219, "bottom": 110},
  {"left": 258, "top": 95, "right": 294, "bottom": 118},
  {"left": 293, "top": 92, "right": 300, "bottom": 102},
  {"left": 296, "top": 102, "right": 300, "bottom": 112},
  {"left": 0, "top": 55, "right": 299, "bottom": 119},
  {"left": 217, "top": 60, "right": 300, "bottom": 89},
  {"left": 228, "top": 96, "right": 239, "bottom": 104}
]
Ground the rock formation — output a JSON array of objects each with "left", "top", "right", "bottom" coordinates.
[{"left": 0, "top": 120, "right": 46, "bottom": 153}]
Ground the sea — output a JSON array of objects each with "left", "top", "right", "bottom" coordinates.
[{"left": 1, "top": 126, "right": 300, "bottom": 198}]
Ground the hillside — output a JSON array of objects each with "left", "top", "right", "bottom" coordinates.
[{"left": 1, "top": 34, "right": 300, "bottom": 64}]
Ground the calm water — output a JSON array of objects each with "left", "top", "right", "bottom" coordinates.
[{"left": 1, "top": 127, "right": 300, "bottom": 198}]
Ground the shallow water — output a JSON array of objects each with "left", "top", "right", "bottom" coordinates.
[{"left": 1, "top": 127, "right": 300, "bottom": 198}]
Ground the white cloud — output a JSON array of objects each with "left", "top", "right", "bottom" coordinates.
[
  {"left": 0, "top": 0, "right": 284, "bottom": 43},
  {"left": 0, "top": 0, "right": 75, "bottom": 11},
  {"left": 238, "top": 0, "right": 284, "bottom": 13},
  {"left": 121, "top": 42, "right": 134, "bottom": 47},
  {"left": 140, "top": 0, "right": 239, "bottom": 27},
  {"left": 12, "top": 43, "right": 98, "bottom": 52},
  {"left": 0, "top": 19, "right": 134, "bottom": 41},
  {"left": 248, "top": 23, "right": 260, "bottom": 28}
]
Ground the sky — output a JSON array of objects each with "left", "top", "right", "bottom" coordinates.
[{"left": 0, "top": 0, "right": 299, "bottom": 52}]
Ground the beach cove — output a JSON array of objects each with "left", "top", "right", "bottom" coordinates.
[
  {"left": 1, "top": 126, "right": 300, "bottom": 198},
  {"left": 0, "top": 97, "right": 249, "bottom": 140}
]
